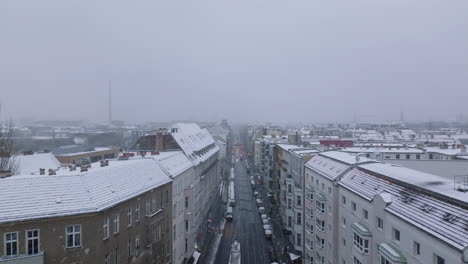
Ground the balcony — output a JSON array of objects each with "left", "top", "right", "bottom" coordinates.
[{"left": 0, "top": 252, "right": 44, "bottom": 264}]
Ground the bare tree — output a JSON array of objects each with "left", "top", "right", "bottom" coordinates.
[{"left": 0, "top": 107, "right": 17, "bottom": 174}]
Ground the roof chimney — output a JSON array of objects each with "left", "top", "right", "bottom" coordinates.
[
  {"left": 48, "top": 169, "right": 56, "bottom": 175},
  {"left": 100, "top": 160, "right": 109, "bottom": 167}
]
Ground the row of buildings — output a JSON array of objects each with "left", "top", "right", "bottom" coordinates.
[
  {"left": 247, "top": 125, "right": 468, "bottom": 264},
  {"left": 0, "top": 123, "right": 229, "bottom": 264}
]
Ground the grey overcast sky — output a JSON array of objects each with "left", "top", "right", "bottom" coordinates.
[{"left": 1, "top": 0, "right": 467, "bottom": 124}]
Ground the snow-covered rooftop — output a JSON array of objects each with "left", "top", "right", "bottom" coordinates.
[
  {"left": 15, "top": 153, "right": 61, "bottom": 175},
  {"left": 340, "top": 166, "right": 468, "bottom": 251},
  {"left": 170, "top": 123, "right": 219, "bottom": 165},
  {"left": 0, "top": 158, "right": 172, "bottom": 224},
  {"left": 153, "top": 151, "right": 193, "bottom": 178}
]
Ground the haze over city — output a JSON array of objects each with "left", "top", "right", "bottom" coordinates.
[{"left": 1, "top": 0, "right": 468, "bottom": 124}]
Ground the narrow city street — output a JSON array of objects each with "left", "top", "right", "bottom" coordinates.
[{"left": 214, "top": 157, "right": 274, "bottom": 264}]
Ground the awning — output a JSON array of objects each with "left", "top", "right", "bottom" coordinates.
[
  {"left": 289, "top": 252, "right": 301, "bottom": 261},
  {"left": 192, "top": 251, "right": 201, "bottom": 264},
  {"left": 352, "top": 222, "right": 372, "bottom": 237},
  {"left": 379, "top": 243, "right": 407, "bottom": 263}
]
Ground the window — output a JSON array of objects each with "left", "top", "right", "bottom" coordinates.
[
  {"left": 316, "top": 235, "right": 325, "bottom": 249},
  {"left": 185, "top": 220, "right": 189, "bottom": 232},
  {"left": 366, "top": 154, "right": 370, "bottom": 158},
  {"left": 353, "top": 256, "right": 363, "bottom": 264},
  {"left": 413, "top": 241, "right": 420, "bottom": 256},
  {"left": 135, "top": 203, "right": 140, "bottom": 222},
  {"left": 288, "top": 216, "right": 292, "bottom": 227},
  {"left": 396, "top": 154, "right": 400, "bottom": 159},
  {"left": 342, "top": 217, "right": 346, "bottom": 226},
  {"left": 343, "top": 238, "right": 346, "bottom": 246},
  {"left": 328, "top": 187, "right": 331, "bottom": 194},
  {"left": 297, "top": 233, "right": 302, "bottom": 246},
  {"left": 321, "top": 183, "right": 324, "bottom": 190},
  {"left": 380, "top": 255, "right": 391, "bottom": 264},
  {"left": 316, "top": 218, "right": 325, "bottom": 231},
  {"left": 288, "top": 198, "right": 292, "bottom": 209},
  {"left": 429, "top": 153, "right": 434, "bottom": 160},
  {"left": 416, "top": 154, "right": 421, "bottom": 160},
  {"left": 66, "top": 225, "right": 81, "bottom": 248},
  {"left": 353, "top": 232, "right": 370, "bottom": 254},
  {"left": 135, "top": 235, "right": 141, "bottom": 256},
  {"left": 146, "top": 201, "right": 150, "bottom": 216},
  {"left": 114, "top": 214, "right": 120, "bottom": 234},
  {"left": 104, "top": 253, "right": 110, "bottom": 264},
  {"left": 435, "top": 254, "right": 445, "bottom": 264},
  {"left": 297, "top": 212, "right": 302, "bottom": 225},
  {"left": 342, "top": 196, "right": 347, "bottom": 206},
  {"left": 128, "top": 239, "right": 132, "bottom": 257},
  {"left": 165, "top": 189, "right": 169, "bottom": 204},
  {"left": 26, "top": 230, "right": 39, "bottom": 255},
  {"left": 406, "top": 154, "right": 410, "bottom": 159},
  {"left": 392, "top": 228, "right": 400, "bottom": 242},
  {"left": 185, "top": 238, "right": 188, "bottom": 253},
  {"left": 288, "top": 184, "right": 292, "bottom": 193},
  {"left": 4, "top": 232, "right": 18, "bottom": 256},
  {"left": 363, "top": 209, "right": 368, "bottom": 220},
  {"left": 152, "top": 198, "right": 156, "bottom": 211},
  {"left": 316, "top": 179, "right": 319, "bottom": 186},
  {"left": 103, "top": 218, "right": 109, "bottom": 239},
  {"left": 185, "top": 197, "right": 189, "bottom": 208},
  {"left": 297, "top": 195, "right": 302, "bottom": 206},
  {"left": 154, "top": 224, "right": 162, "bottom": 242},
  {"left": 127, "top": 208, "right": 132, "bottom": 226},
  {"left": 316, "top": 200, "right": 325, "bottom": 213},
  {"left": 352, "top": 202, "right": 357, "bottom": 212},
  {"left": 160, "top": 192, "right": 163, "bottom": 207},
  {"left": 316, "top": 252, "right": 325, "bottom": 264},
  {"left": 114, "top": 247, "right": 119, "bottom": 264},
  {"left": 377, "top": 217, "right": 383, "bottom": 230}
]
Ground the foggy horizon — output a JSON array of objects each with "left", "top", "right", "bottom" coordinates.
[{"left": 1, "top": 0, "right": 467, "bottom": 124}]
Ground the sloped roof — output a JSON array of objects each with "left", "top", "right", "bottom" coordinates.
[
  {"left": 340, "top": 166, "right": 468, "bottom": 251},
  {"left": 154, "top": 151, "right": 193, "bottom": 178},
  {"left": 15, "top": 153, "right": 61, "bottom": 175},
  {"left": 171, "top": 123, "right": 219, "bottom": 165},
  {"left": 0, "top": 158, "right": 171, "bottom": 224}
]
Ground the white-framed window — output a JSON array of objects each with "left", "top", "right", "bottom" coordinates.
[
  {"left": 316, "top": 218, "right": 325, "bottom": 232},
  {"left": 353, "top": 256, "right": 363, "bottom": 264},
  {"left": 103, "top": 217, "right": 109, "bottom": 239},
  {"left": 352, "top": 202, "right": 357, "bottom": 213},
  {"left": 306, "top": 222, "right": 314, "bottom": 234},
  {"left": 114, "top": 214, "right": 120, "bottom": 234},
  {"left": 4, "top": 232, "right": 18, "bottom": 256},
  {"left": 66, "top": 225, "right": 81, "bottom": 248},
  {"left": 297, "top": 195, "right": 302, "bottom": 206},
  {"left": 135, "top": 203, "right": 140, "bottom": 222},
  {"left": 392, "top": 228, "right": 400, "bottom": 242},
  {"left": 127, "top": 208, "right": 132, "bottom": 226},
  {"left": 363, "top": 209, "right": 368, "bottom": 220},
  {"left": 297, "top": 212, "right": 302, "bottom": 225},
  {"left": 288, "top": 184, "right": 292, "bottom": 193},
  {"left": 316, "top": 200, "right": 325, "bottom": 214},
  {"left": 316, "top": 234, "right": 325, "bottom": 249},
  {"left": 413, "top": 241, "right": 420, "bottom": 256},
  {"left": 353, "top": 232, "right": 370, "bottom": 254},
  {"left": 104, "top": 252, "right": 110, "bottom": 264},
  {"left": 316, "top": 252, "right": 325, "bottom": 264},
  {"left": 26, "top": 229, "right": 39, "bottom": 255},
  {"left": 377, "top": 217, "right": 383, "bottom": 230},
  {"left": 146, "top": 201, "right": 151, "bottom": 216},
  {"left": 135, "top": 235, "right": 140, "bottom": 257}
]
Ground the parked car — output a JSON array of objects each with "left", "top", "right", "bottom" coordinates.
[
  {"left": 256, "top": 199, "right": 263, "bottom": 206},
  {"left": 261, "top": 214, "right": 268, "bottom": 220},
  {"left": 254, "top": 191, "right": 259, "bottom": 197},
  {"left": 226, "top": 206, "right": 233, "bottom": 221},
  {"left": 258, "top": 206, "right": 266, "bottom": 214},
  {"left": 262, "top": 219, "right": 269, "bottom": 225}
]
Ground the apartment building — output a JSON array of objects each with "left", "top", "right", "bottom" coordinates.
[
  {"left": 169, "top": 123, "right": 220, "bottom": 261},
  {"left": 0, "top": 158, "right": 172, "bottom": 264},
  {"left": 303, "top": 151, "right": 371, "bottom": 264},
  {"left": 338, "top": 162, "right": 468, "bottom": 264},
  {"left": 304, "top": 151, "right": 468, "bottom": 264}
]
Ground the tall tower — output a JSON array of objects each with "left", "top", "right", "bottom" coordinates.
[{"left": 108, "top": 81, "right": 112, "bottom": 124}]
